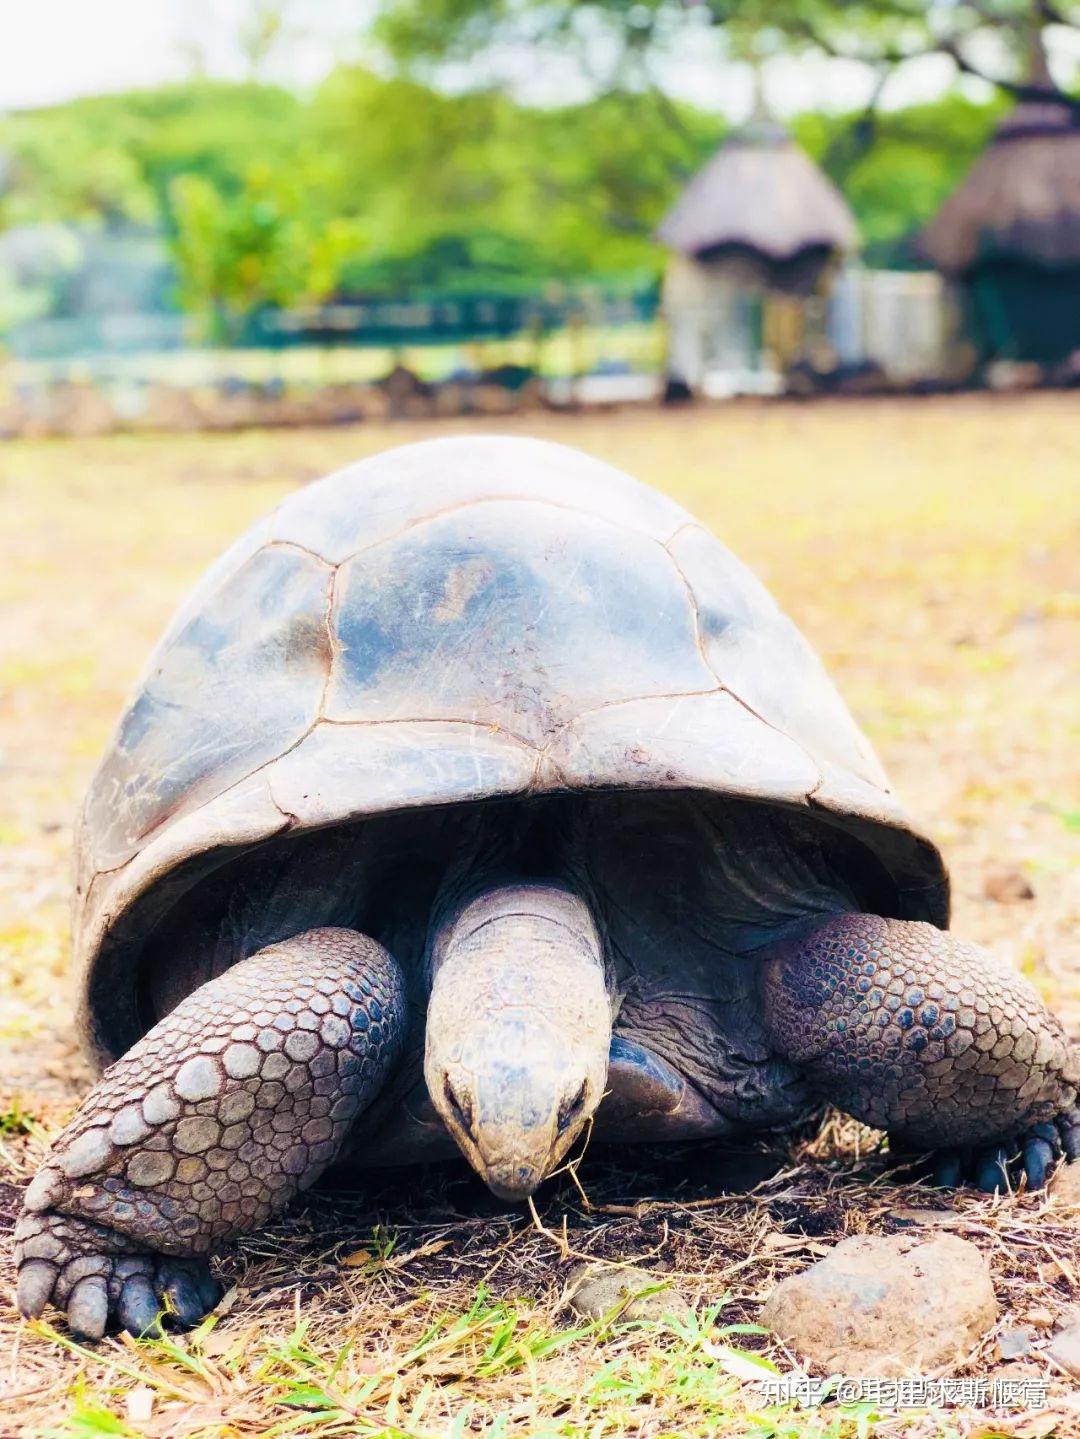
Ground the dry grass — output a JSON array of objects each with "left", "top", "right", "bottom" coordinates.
[{"left": 0, "top": 394, "right": 1077, "bottom": 1438}]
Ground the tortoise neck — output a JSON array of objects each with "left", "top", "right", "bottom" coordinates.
[
  {"left": 428, "top": 880, "right": 604, "bottom": 979},
  {"left": 424, "top": 880, "right": 612, "bottom": 1201}
]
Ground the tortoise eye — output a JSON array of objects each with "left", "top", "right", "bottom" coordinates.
[
  {"left": 557, "top": 1081, "right": 588, "bottom": 1135},
  {"left": 443, "top": 1077, "right": 474, "bottom": 1135}
]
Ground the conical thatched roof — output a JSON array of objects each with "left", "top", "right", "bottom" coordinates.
[
  {"left": 919, "top": 89, "right": 1080, "bottom": 274},
  {"left": 657, "top": 121, "right": 858, "bottom": 264}
]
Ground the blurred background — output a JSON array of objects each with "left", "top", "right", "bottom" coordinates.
[{"left": 1, "top": 0, "right": 1079, "bottom": 433}]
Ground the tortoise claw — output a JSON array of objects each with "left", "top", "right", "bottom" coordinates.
[
  {"left": 915, "top": 1111, "right": 1078, "bottom": 1196},
  {"left": 160, "top": 1261, "right": 221, "bottom": 1328},
  {"left": 973, "top": 1145, "right": 1011, "bottom": 1195},
  {"left": 1022, "top": 1136, "right": 1057, "bottom": 1191},
  {"left": 66, "top": 1275, "right": 110, "bottom": 1341},
  {"left": 17, "top": 1259, "right": 58, "bottom": 1321},
  {"left": 116, "top": 1272, "right": 164, "bottom": 1339},
  {"left": 1058, "top": 1106, "right": 1080, "bottom": 1163},
  {"left": 15, "top": 1211, "right": 220, "bottom": 1340}
]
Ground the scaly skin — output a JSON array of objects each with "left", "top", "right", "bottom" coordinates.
[
  {"left": 762, "top": 913, "right": 1080, "bottom": 1189},
  {"left": 15, "top": 928, "right": 406, "bottom": 1338}
]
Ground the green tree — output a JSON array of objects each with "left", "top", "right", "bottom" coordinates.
[
  {"left": 794, "top": 92, "right": 1003, "bottom": 265},
  {"left": 169, "top": 165, "right": 361, "bottom": 339},
  {"left": 308, "top": 65, "right": 719, "bottom": 290},
  {"left": 376, "top": 0, "right": 1079, "bottom": 109}
]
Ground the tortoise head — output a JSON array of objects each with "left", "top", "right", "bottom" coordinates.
[{"left": 425, "top": 884, "right": 612, "bottom": 1202}]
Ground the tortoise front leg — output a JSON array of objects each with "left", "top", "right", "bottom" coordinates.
[
  {"left": 761, "top": 914, "right": 1079, "bottom": 1192},
  {"left": 15, "top": 928, "right": 405, "bottom": 1338}
]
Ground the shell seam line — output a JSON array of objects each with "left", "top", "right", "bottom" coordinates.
[
  {"left": 292, "top": 492, "right": 684, "bottom": 570},
  {"left": 661, "top": 538, "right": 825, "bottom": 803},
  {"left": 532, "top": 686, "right": 726, "bottom": 764},
  {"left": 262, "top": 538, "right": 336, "bottom": 568},
  {"left": 315, "top": 561, "right": 344, "bottom": 724}
]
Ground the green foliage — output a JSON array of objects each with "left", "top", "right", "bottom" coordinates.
[
  {"left": 794, "top": 92, "right": 1003, "bottom": 266},
  {"left": 38, "top": 1286, "right": 968, "bottom": 1439},
  {"left": 0, "top": 62, "right": 1024, "bottom": 325},
  {"left": 374, "top": 0, "right": 1075, "bottom": 82},
  {"left": 169, "top": 165, "right": 361, "bottom": 339},
  {"left": 0, "top": 82, "right": 302, "bottom": 230},
  {"left": 308, "top": 66, "right": 718, "bottom": 289}
]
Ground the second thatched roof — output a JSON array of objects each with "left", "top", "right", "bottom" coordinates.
[
  {"left": 656, "top": 121, "right": 858, "bottom": 264},
  {"left": 919, "top": 93, "right": 1080, "bottom": 274}
]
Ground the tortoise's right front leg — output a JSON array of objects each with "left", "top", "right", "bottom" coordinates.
[{"left": 15, "top": 928, "right": 405, "bottom": 1339}]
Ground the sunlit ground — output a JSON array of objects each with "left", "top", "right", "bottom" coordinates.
[{"left": 0, "top": 394, "right": 1077, "bottom": 1437}]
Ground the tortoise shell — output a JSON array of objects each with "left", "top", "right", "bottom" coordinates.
[{"left": 75, "top": 436, "right": 947, "bottom": 1064}]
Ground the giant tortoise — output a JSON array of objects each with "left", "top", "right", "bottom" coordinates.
[{"left": 16, "top": 436, "right": 1078, "bottom": 1338}]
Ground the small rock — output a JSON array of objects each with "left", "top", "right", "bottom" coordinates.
[
  {"left": 983, "top": 868, "right": 1035, "bottom": 903},
  {"left": 759, "top": 1232, "right": 998, "bottom": 1376},
  {"left": 125, "top": 1387, "right": 155, "bottom": 1424},
  {"left": 998, "top": 1327, "right": 1033, "bottom": 1360},
  {"left": 1046, "top": 1324, "right": 1080, "bottom": 1380},
  {"left": 1027, "top": 1306, "right": 1056, "bottom": 1329},
  {"left": 988, "top": 1360, "right": 1042, "bottom": 1385},
  {"left": 565, "top": 1263, "right": 691, "bottom": 1323},
  {"left": 1048, "top": 1160, "right": 1080, "bottom": 1208}
]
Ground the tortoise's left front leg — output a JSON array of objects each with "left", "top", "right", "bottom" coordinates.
[
  {"left": 15, "top": 927, "right": 405, "bottom": 1338},
  {"left": 761, "top": 914, "right": 1079, "bottom": 1192}
]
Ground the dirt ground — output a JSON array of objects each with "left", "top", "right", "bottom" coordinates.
[{"left": 0, "top": 393, "right": 1077, "bottom": 1437}]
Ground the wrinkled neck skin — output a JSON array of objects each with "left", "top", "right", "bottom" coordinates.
[{"left": 425, "top": 881, "right": 613, "bottom": 1202}]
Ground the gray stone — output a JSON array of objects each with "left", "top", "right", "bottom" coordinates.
[
  {"left": 1049, "top": 1160, "right": 1080, "bottom": 1208},
  {"left": 1047, "top": 1325, "right": 1080, "bottom": 1380},
  {"left": 998, "top": 1328, "right": 1033, "bottom": 1360},
  {"left": 759, "top": 1232, "right": 998, "bottom": 1376},
  {"left": 565, "top": 1263, "right": 691, "bottom": 1323}
]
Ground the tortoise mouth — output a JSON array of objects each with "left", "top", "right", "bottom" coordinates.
[
  {"left": 83, "top": 788, "right": 947, "bottom": 1071},
  {"left": 429, "top": 1061, "right": 597, "bottom": 1204},
  {"left": 483, "top": 1164, "right": 545, "bottom": 1204}
]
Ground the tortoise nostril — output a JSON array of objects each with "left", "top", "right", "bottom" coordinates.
[
  {"left": 443, "top": 1076, "right": 474, "bottom": 1136},
  {"left": 557, "top": 1080, "right": 589, "bottom": 1136}
]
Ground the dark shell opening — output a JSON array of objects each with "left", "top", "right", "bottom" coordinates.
[{"left": 82, "top": 788, "right": 948, "bottom": 1068}]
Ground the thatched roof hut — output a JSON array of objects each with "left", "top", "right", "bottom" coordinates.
[
  {"left": 657, "top": 121, "right": 858, "bottom": 294},
  {"left": 919, "top": 95, "right": 1080, "bottom": 275},
  {"left": 919, "top": 51, "right": 1080, "bottom": 366},
  {"left": 656, "top": 121, "right": 859, "bottom": 393}
]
